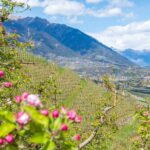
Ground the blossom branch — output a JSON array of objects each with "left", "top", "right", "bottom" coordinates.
[{"left": 77, "top": 106, "right": 114, "bottom": 150}]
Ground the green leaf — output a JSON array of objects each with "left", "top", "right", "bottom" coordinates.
[
  {"left": 71, "top": 147, "right": 77, "bottom": 150},
  {"left": 28, "top": 121, "right": 44, "bottom": 133},
  {"left": 29, "top": 132, "right": 49, "bottom": 144},
  {"left": 0, "top": 122, "right": 16, "bottom": 137},
  {"left": 43, "top": 141, "right": 56, "bottom": 150},
  {"left": 24, "top": 106, "right": 49, "bottom": 128},
  {"left": 5, "top": 144, "right": 18, "bottom": 150},
  {"left": 61, "top": 142, "right": 76, "bottom": 150},
  {"left": 53, "top": 118, "right": 61, "bottom": 131},
  {"left": 0, "top": 110, "right": 15, "bottom": 122},
  {"left": 48, "top": 141, "right": 57, "bottom": 150}
]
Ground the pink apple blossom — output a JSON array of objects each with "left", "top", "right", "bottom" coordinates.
[
  {"left": 75, "top": 115, "right": 82, "bottom": 123},
  {"left": 5, "top": 134, "right": 14, "bottom": 144},
  {"left": 26, "top": 94, "right": 41, "bottom": 107},
  {"left": 15, "top": 96, "right": 22, "bottom": 103},
  {"left": 15, "top": 112, "right": 30, "bottom": 125},
  {"left": 21, "top": 92, "right": 29, "bottom": 100},
  {"left": 41, "top": 109, "right": 49, "bottom": 116},
  {"left": 61, "top": 124, "right": 68, "bottom": 131},
  {"left": 67, "top": 110, "right": 76, "bottom": 121},
  {"left": 4, "top": 82, "right": 13, "bottom": 88},
  {"left": 52, "top": 110, "right": 59, "bottom": 118}
]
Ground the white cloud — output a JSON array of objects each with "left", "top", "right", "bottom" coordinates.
[
  {"left": 16, "top": 0, "right": 85, "bottom": 17},
  {"left": 89, "top": 20, "right": 150, "bottom": 51},
  {"left": 87, "top": 7, "right": 123, "bottom": 17},
  {"left": 86, "top": 0, "right": 134, "bottom": 18},
  {"left": 14, "top": 0, "right": 41, "bottom": 7},
  {"left": 108, "top": 0, "right": 134, "bottom": 8},
  {"left": 121, "top": 12, "right": 135, "bottom": 21},
  {"left": 43, "top": 0, "right": 85, "bottom": 16},
  {"left": 15, "top": 0, "right": 134, "bottom": 24},
  {"left": 86, "top": 0, "right": 102, "bottom": 4},
  {"left": 27, "top": 0, "right": 41, "bottom": 7}
]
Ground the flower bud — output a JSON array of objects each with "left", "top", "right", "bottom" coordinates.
[
  {"left": 67, "top": 110, "right": 76, "bottom": 121},
  {"left": 52, "top": 110, "right": 59, "bottom": 118},
  {"left": 75, "top": 115, "right": 82, "bottom": 123},
  {"left": 4, "top": 82, "right": 13, "bottom": 88},
  {"left": 73, "top": 134, "right": 81, "bottom": 141},
  {"left": 5, "top": 134, "right": 14, "bottom": 144},
  {"left": 41, "top": 109, "right": 49, "bottom": 116},
  {"left": 15, "top": 96, "right": 22, "bottom": 103},
  {"left": 21, "top": 92, "right": 29, "bottom": 100},
  {"left": 61, "top": 124, "right": 68, "bottom": 131},
  {"left": 0, "top": 70, "right": 5, "bottom": 78},
  {"left": 0, "top": 138, "right": 4, "bottom": 145}
]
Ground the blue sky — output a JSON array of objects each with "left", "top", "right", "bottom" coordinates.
[{"left": 16, "top": 0, "right": 150, "bottom": 51}]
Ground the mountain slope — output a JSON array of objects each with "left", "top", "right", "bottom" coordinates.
[
  {"left": 4, "top": 17, "right": 135, "bottom": 67},
  {"left": 17, "top": 51, "right": 137, "bottom": 150},
  {"left": 121, "top": 49, "right": 150, "bottom": 67}
]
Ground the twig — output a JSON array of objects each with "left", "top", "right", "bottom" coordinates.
[
  {"left": 77, "top": 127, "right": 99, "bottom": 150},
  {"left": 77, "top": 106, "right": 114, "bottom": 150}
]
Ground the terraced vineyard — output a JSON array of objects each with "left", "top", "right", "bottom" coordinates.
[{"left": 17, "top": 51, "right": 138, "bottom": 150}]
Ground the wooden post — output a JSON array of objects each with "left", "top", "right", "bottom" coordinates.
[{"left": 113, "top": 90, "right": 117, "bottom": 107}]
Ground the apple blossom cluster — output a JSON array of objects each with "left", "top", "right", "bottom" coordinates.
[
  {"left": 14, "top": 92, "right": 82, "bottom": 143},
  {"left": 0, "top": 70, "right": 82, "bottom": 147},
  {"left": 15, "top": 92, "right": 42, "bottom": 107},
  {"left": 14, "top": 92, "right": 82, "bottom": 125},
  {"left": 14, "top": 92, "right": 82, "bottom": 123}
]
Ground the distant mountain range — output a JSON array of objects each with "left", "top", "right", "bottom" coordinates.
[
  {"left": 4, "top": 17, "right": 138, "bottom": 78},
  {"left": 4, "top": 17, "right": 135, "bottom": 65},
  {"left": 121, "top": 49, "right": 150, "bottom": 68}
]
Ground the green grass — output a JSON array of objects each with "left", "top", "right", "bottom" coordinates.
[
  {"left": 110, "top": 122, "right": 136, "bottom": 150},
  {"left": 63, "top": 79, "right": 87, "bottom": 106}
]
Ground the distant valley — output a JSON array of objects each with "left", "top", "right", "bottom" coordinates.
[{"left": 4, "top": 17, "right": 150, "bottom": 98}]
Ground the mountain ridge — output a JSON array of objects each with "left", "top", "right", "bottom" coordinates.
[
  {"left": 121, "top": 49, "right": 150, "bottom": 67},
  {"left": 4, "top": 17, "right": 137, "bottom": 73}
]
